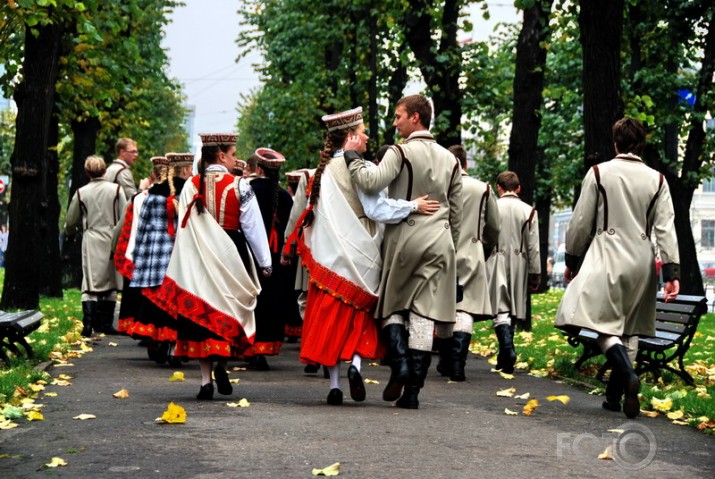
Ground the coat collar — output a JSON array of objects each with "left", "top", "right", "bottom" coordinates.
[
  {"left": 405, "top": 130, "right": 436, "bottom": 143},
  {"left": 615, "top": 153, "right": 643, "bottom": 163}
]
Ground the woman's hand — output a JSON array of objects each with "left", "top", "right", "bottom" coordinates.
[
  {"left": 261, "top": 266, "right": 273, "bottom": 277},
  {"left": 414, "top": 195, "right": 439, "bottom": 215}
]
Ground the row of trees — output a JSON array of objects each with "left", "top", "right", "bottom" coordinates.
[
  {"left": 236, "top": 0, "right": 715, "bottom": 295},
  {"left": 0, "top": 0, "right": 189, "bottom": 309}
]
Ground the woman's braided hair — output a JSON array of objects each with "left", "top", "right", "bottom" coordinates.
[{"left": 303, "top": 127, "right": 351, "bottom": 227}]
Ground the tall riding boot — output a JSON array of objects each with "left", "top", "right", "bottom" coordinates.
[
  {"left": 602, "top": 369, "right": 623, "bottom": 412},
  {"left": 396, "top": 349, "right": 432, "bottom": 409},
  {"left": 81, "top": 301, "right": 95, "bottom": 337},
  {"left": 435, "top": 337, "right": 451, "bottom": 377},
  {"left": 382, "top": 324, "right": 410, "bottom": 401},
  {"left": 605, "top": 343, "right": 640, "bottom": 418},
  {"left": 97, "top": 301, "right": 119, "bottom": 335},
  {"left": 494, "top": 324, "right": 516, "bottom": 374},
  {"left": 449, "top": 332, "right": 472, "bottom": 382}
]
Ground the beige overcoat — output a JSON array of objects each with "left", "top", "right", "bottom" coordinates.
[
  {"left": 285, "top": 170, "right": 314, "bottom": 291},
  {"left": 349, "top": 131, "right": 463, "bottom": 323},
  {"left": 65, "top": 178, "right": 127, "bottom": 294},
  {"left": 488, "top": 193, "right": 540, "bottom": 321},
  {"left": 555, "top": 154, "right": 679, "bottom": 337},
  {"left": 457, "top": 174, "right": 500, "bottom": 318},
  {"left": 105, "top": 160, "right": 137, "bottom": 199}
]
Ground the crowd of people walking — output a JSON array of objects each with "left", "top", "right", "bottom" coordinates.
[{"left": 64, "top": 95, "right": 680, "bottom": 418}]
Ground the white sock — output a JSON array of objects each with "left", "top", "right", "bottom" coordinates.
[
  {"left": 597, "top": 335, "right": 622, "bottom": 354},
  {"left": 351, "top": 354, "right": 362, "bottom": 372},
  {"left": 328, "top": 364, "right": 341, "bottom": 390}
]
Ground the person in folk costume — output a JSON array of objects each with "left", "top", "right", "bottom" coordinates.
[
  {"left": 154, "top": 133, "right": 272, "bottom": 400},
  {"left": 232, "top": 158, "right": 248, "bottom": 178},
  {"left": 296, "top": 106, "right": 436, "bottom": 405},
  {"left": 434, "top": 144, "right": 499, "bottom": 382},
  {"left": 115, "top": 158, "right": 161, "bottom": 340},
  {"left": 486, "top": 171, "right": 541, "bottom": 375},
  {"left": 345, "top": 94, "right": 463, "bottom": 409},
  {"left": 240, "top": 148, "right": 299, "bottom": 371},
  {"left": 555, "top": 118, "right": 680, "bottom": 418},
  {"left": 126, "top": 153, "right": 194, "bottom": 365},
  {"left": 66, "top": 155, "right": 127, "bottom": 336}
]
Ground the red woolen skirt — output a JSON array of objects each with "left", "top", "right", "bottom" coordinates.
[{"left": 299, "top": 283, "right": 383, "bottom": 367}]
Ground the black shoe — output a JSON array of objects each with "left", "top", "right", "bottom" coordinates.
[
  {"left": 449, "top": 332, "right": 471, "bottom": 382},
  {"left": 81, "top": 325, "right": 93, "bottom": 338},
  {"left": 100, "top": 326, "right": 121, "bottom": 336},
  {"left": 395, "top": 384, "right": 420, "bottom": 409},
  {"left": 214, "top": 366, "right": 233, "bottom": 395},
  {"left": 605, "top": 344, "right": 640, "bottom": 419},
  {"left": 196, "top": 383, "right": 214, "bottom": 400},
  {"left": 602, "top": 399, "right": 621, "bottom": 412},
  {"left": 304, "top": 363, "right": 320, "bottom": 374},
  {"left": 254, "top": 355, "right": 270, "bottom": 371},
  {"left": 347, "top": 365, "right": 366, "bottom": 402},
  {"left": 494, "top": 324, "right": 516, "bottom": 374},
  {"left": 382, "top": 324, "right": 409, "bottom": 401},
  {"left": 327, "top": 388, "right": 343, "bottom": 405}
]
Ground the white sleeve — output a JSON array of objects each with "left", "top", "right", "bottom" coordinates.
[
  {"left": 238, "top": 179, "right": 272, "bottom": 268},
  {"left": 356, "top": 160, "right": 414, "bottom": 224}
]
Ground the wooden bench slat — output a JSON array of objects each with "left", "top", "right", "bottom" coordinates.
[
  {"left": 653, "top": 321, "right": 686, "bottom": 335},
  {"left": 655, "top": 311, "right": 691, "bottom": 325}
]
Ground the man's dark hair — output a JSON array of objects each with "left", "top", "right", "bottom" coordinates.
[
  {"left": 396, "top": 94, "right": 432, "bottom": 129},
  {"left": 448, "top": 144, "right": 468, "bottom": 170},
  {"left": 497, "top": 171, "right": 520, "bottom": 192},
  {"left": 612, "top": 117, "right": 646, "bottom": 156}
]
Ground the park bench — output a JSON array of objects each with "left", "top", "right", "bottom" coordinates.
[
  {"left": 563, "top": 294, "right": 707, "bottom": 386},
  {"left": 0, "top": 309, "right": 44, "bottom": 365}
]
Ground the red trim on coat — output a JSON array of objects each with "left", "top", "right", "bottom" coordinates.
[
  {"left": 174, "top": 337, "right": 238, "bottom": 359},
  {"left": 243, "top": 341, "right": 283, "bottom": 356},
  {"left": 114, "top": 203, "right": 135, "bottom": 279}
]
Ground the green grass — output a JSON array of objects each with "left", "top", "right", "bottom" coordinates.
[
  {"left": 0, "top": 269, "right": 84, "bottom": 406},
  {"left": 471, "top": 289, "right": 715, "bottom": 434}
]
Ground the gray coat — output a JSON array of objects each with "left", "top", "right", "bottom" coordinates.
[
  {"left": 105, "top": 160, "right": 137, "bottom": 199},
  {"left": 555, "top": 154, "right": 679, "bottom": 337},
  {"left": 66, "top": 178, "right": 127, "bottom": 294},
  {"left": 349, "top": 131, "right": 463, "bottom": 322}
]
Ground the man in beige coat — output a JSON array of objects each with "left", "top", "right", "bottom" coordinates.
[
  {"left": 105, "top": 138, "right": 140, "bottom": 199},
  {"left": 436, "top": 144, "right": 499, "bottom": 382},
  {"left": 345, "top": 94, "right": 463, "bottom": 409},
  {"left": 488, "top": 171, "right": 541, "bottom": 374},
  {"left": 66, "top": 156, "right": 127, "bottom": 336},
  {"left": 555, "top": 118, "right": 680, "bottom": 418}
]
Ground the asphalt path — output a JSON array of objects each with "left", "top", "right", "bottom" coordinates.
[{"left": 1, "top": 334, "right": 714, "bottom": 478}]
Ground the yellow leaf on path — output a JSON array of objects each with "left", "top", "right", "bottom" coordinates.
[
  {"left": 231, "top": 367, "right": 247, "bottom": 371},
  {"left": 73, "top": 414, "right": 96, "bottom": 420},
  {"left": 515, "top": 361, "right": 529, "bottom": 370},
  {"left": 57, "top": 374, "right": 73, "bottom": 380},
  {"left": 226, "top": 402, "right": 240, "bottom": 408},
  {"left": 364, "top": 379, "right": 379, "bottom": 385},
  {"left": 237, "top": 398, "right": 250, "bottom": 407},
  {"left": 0, "top": 420, "right": 19, "bottom": 430},
  {"left": 108, "top": 342, "right": 118, "bottom": 347},
  {"left": 487, "top": 356, "right": 498, "bottom": 366},
  {"left": 515, "top": 392, "right": 530, "bottom": 400},
  {"left": 504, "top": 408, "right": 519, "bottom": 416},
  {"left": 672, "top": 420, "right": 689, "bottom": 426},
  {"left": 25, "top": 411, "right": 44, "bottom": 421},
  {"left": 498, "top": 371, "right": 515, "bottom": 380},
  {"left": 607, "top": 428, "right": 624, "bottom": 435},
  {"left": 113, "top": 389, "right": 130, "bottom": 399},
  {"left": 496, "top": 387, "right": 516, "bottom": 398},
  {"left": 45, "top": 457, "right": 67, "bottom": 468},
  {"left": 158, "top": 402, "right": 186, "bottom": 424},
  {"left": 53, "top": 363, "right": 75, "bottom": 367},
  {"left": 229, "top": 378, "right": 240, "bottom": 384},
  {"left": 312, "top": 462, "right": 341, "bottom": 476},
  {"left": 547, "top": 395, "right": 570, "bottom": 405},
  {"left": 168, "top": 371, "right": 185, "bottom": 382},
  {"left": 523, "top": 399, "right": 539, "bottom": 416},
  {"left": 666, "top": 410, "right": 684, "bottom": 420},
  {"left": 598, "top": 445, "right": 613, "bottom": 460},
  {"left": 45, "top": 392, "right": 58, "bottom": 397},
  {"left": 368, "top": 362, "right": 380, "bottom": 367},
  {"left": 29, "top": 384, "right": 45, "bottom": 393},
  {"left": 51, "top": 380, "right": 71, "bottom": 387},
  {"left": 651, "top": 397, "right": 673, "bottom": 412},
  {"left": 640, "top": 410, "right": 659, "bottom": 418}
]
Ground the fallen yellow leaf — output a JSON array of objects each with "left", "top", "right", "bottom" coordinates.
[
  {"left": 598, "top": 445, "right": 613, "bottom": 460},
  {"left": 231, "top": 367, "right": 247, "bottom": 371},
  {"left": 45, "top": 457, "right": 67, "bottom": 468},
  {"left": 514, "top": 361, "right": 529, "bottom": 370},
  {"left": 514, "top": 392, "right": 530, "bottom": 400},
  {"left": 504, "top": 408, "right": 519, "bottom": 416},
  {"left": 672, "top": 420, "right": 689, "bottom": 426},
  {"left": 666, "top": 410, "right": 684, "bottom": 420},
  {"left": 546, "top": 395, "right": 570, "bottom": 405},
  {"left": 640, "top": 409, "right": 659, "bottom": 418},
  {"left": 51, "top": 380, "right": 71, "bottom": 387},
  {"left": 522, "top": 399, "right": 539, "bottom": 416},
  {"left": 229, "top": 378, "right": 240, "bottom": 384},
  {"left": 312, "top": 462, "right": 340, "bottom": 476},
  {"left": 113, "top": 389, "right": 130, "bottom": 399},
  {"left": 0, "top": 420, "right": 19, "bottom": 430},
  {"left": 651, "top": 397, "right": 673, "bottom": 412},
  {"left": 364, "top": 379, "right": 379, "bottom": 384},
  {"left": 29, "top": 384, "right": 45, "bottom": 393},
  {"left": 237, "top": 398, "right": 250, "bottom": 407},
  {"left": 57, "top": 374, "right": 73, "bottom": 380},
  {"left": 25, "top": 411, "right": 44, "bottom": 421},
  {"left": 368, "top": 362, "right": 380, "bottom": 367},
  {"left": 73, "top": 414, "right": 96, "bottom": 420},
  {"left": 498, "top": 371, "right": 515, "bottom": 380},
  {"left": 496, "top": 387, "right": 516, "bottom": 397},
  {"left": 45, "top": 392, "right": 58, "bottom": 397},
  {"left": 158, "top": 402, "right": 186, "bottom": 424},
  {"left": 168, "top": 371, "right": 185, "bottom": 382}
]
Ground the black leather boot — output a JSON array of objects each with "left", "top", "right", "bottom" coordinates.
[
  {"left": 81, "top": 301, "right": 94, "bottom": 337},
  {"left": 494, "top": 324, "right": 516, "bottom": 374},
  {"left": 396, "top": 349, "right": 432, "bottom": 409},
  {"left": 449, "top": 332, "right": 472, "bottom": 382},
  {"left": 382, "top": 324, "right": 410, "bottom": 401},
  {"left": 602, "top": 369, "right": 623, "bottom": 412},
  {"left": 97, "top": 301, "right": 119, "bottom": 335},
  {"left": 605, "top": 343, "right": 640, "bottom": 418},
  {"left": 435, "top": 337, "right": 451, "bottom": 377}
]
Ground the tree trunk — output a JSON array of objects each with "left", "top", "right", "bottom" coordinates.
[
  {"left": 383, "top": 45, "right": 408, "bottom": 144},
  {"left": 670, "top": 182, "right": 703, "bottom": 295},
  {"left": 368, "top": 10, "right": 379, "bottom": 160},
  {"left": 39, "top": 105, "right": 63, "bottom": 297},
  {"left": 1, "top": 23, "right": 63, "bottom": 310},
  {"left": 61, "top": 116, "right": 101, "bottom": 288},
  {"left": 579, "top": 0, "right": 624, "bottom": 170}
]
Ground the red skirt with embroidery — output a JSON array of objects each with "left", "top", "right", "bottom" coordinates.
[{"left": 299, "top": 283, "right": 384, "bottom": 366}]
